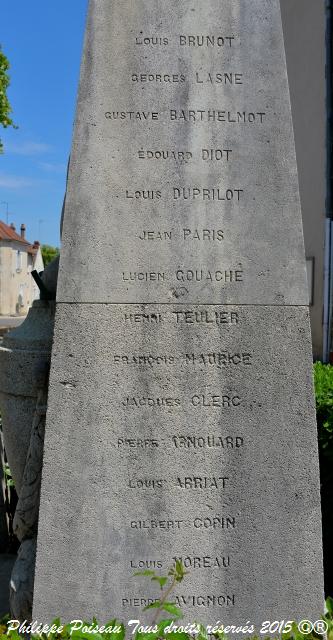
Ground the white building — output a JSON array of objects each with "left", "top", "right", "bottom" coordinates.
[{"left": 0, "top": 221, "right": 44, "bottom": 316}]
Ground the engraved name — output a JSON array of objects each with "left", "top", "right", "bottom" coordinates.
[
  {"left": 105, "top": 111, "right": 159, "bottom": 121},
  {"left": 176, "top": 269, "right": 243, "bottom": 283},
  {"left": 130, "top": 556, "right": 230, "bottom": 570},
  {"left": 116, "top": 435, "right": 244, "bottom": 450},
  {"left": 130, "top": 559, "right": 163, "bottom": 569},
  {"left": 173, "top": 187, "right": 243, "bottom": 201},
  {"left": 122, "top": 597, "right": 159, "bottom": 608},
  {"left": 170, "top": 110, "right": 265, "bottom": 123},
  {"left": 122, "top": 397, "right": 180, "bottom": 408},
  {"left": 130, "top": 515, "right": 235, "bottom": 530},
  {"left": 137, "top": 149, "right": 232, "bottom": 162},
  {"left": 193, "top": 515, "right": 236, "bottom": 529},
  {"left": 179, "top": 35, "right": 235, "bottom": 47},
  {"left": 122, "top": 310, "right": 240, "bottom": 325},
  {"left": 138, "top": 149, "right": 193, "bottom": 162},
  {"left": 185, "top": 352, "right": 252, "bottom": 366},
  {"left": 125, "top": 187, "right": 243, "bottom": 200},
  {"left": 114, "top": 354, "right": 176, "bottom": 366},
  {"left": 176, "top": 594, "right": 235, "bottom": 607},
  {"left": 117, "top": 437, "right": 159, "bottom": 449},
  {"left": 195, "top": 72, "right": 243, "bottom": 85},
  {"left": 173, "top": 555, "right": 230, "bottom": 569},
  {"left": 128, "top": 477, "right": 229, "bottom": 490},
  {"left": 138, "top": 229, "right": 224, "bottom": 241},
  {"left": 135, "top": 35, "right": 169, "bottom": 46},
  {"left": 132, "top": 73, "right": 186, "bottom": 83},
  {"left": 122, "top": 269, "right": 243, "bottom": 283},
  {"left": 124, "top": 313, "right": 163, "bottom": 324},
  {"left": 177, "top": 476, "right": 229, "bottom": 489},
  {"left": 134, "top": 35, "right": 235, "bottom": 48},
  {"left": 191, "top": 394, "right": 241, "bottom": 407},
  {"left": 129, "top": 478, "right": 166, "bottom": 489},
  {"left": 121, "top": 595, "right": 235, "bottom": 608},
  {"left": 113, "top": 352, "right": 251, "bottom": 367},
  {"left": 131, "top": 72, "right": 243, "bottom": 85},
  {"left": 105, "top": 110, "right": 266, "bottom": 123},
  {"left": 130, "top": 519, "right": 183, "bottom": 529},
  {"left": 172, "top": 310, "right": 239, "bottom": 324},
  {"left": 122, "top": 272, "right": 165, "bottom": 282},
  {"left": 122, "top": 395, "right": 240, "bottom": 409},
  {"left": 172, "top": 435, "right": 244, "bottom": 450}
]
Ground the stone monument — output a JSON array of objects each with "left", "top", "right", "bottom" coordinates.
[
  {"left": 0, "top": 259, "right": 59, "bottom": 618},
  {"left": 33, "top": 0, "right": 324, "bottom": 626}
]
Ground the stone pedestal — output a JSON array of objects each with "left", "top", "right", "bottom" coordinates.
[
  {"left": 33, "top": 0, "right": 324, "bottom": 626},
  {"left": 0, "top": 301, "right": 54, "bottom": 493}
]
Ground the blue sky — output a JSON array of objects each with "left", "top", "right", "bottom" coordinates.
[{"left": 0, "top": 1, "right": 88, "bottom": 246}]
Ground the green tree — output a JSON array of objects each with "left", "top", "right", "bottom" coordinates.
[
  {"left": 0, "top": 46, "right": 16, "bottom": 152},
  {"left": 41, "top": 244, "right": 60, "bottom": 267}
]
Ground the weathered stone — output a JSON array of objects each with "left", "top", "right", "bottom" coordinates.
[
  {"left": 9, "top": 386, "right": 48, "bottom": 622},
  {"left": 0, "top": 258, "right": 58, "bottom": 620},
  {"left": 0, "top": 555, "right": 15, "bottom": 617},
  {"left": 34, "top": 0, "right": 324, "bottom": 627},
  {"left": 10, "top": 539, "right": 36, "bottom": 621},
  {"left": 0, "top": 300, "right": 54, "bottom": 492}
]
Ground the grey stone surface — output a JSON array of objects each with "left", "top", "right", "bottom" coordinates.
[
  {"left": 10, "top": 539, "right": 36, "bottom": 621},
  {"left": 36, "top": 304, "right": 323, "bottom": 624},
  {"left": 34, "top": 0, "right": 324, "bottom": 627},
  {"left": 57, "top": 0, "right": 308, "bottom": 307},
  {"left": 8, "top": 387, "right": 48, "bottom": 621},
  {"left": 0, "top": 262, "right": 57, "bottom": 620},
  {"left": 0, "top": 300, "right": 55, "bottom": 492},
  {"left": 0, "top": 554, "right": 15, "bottom": 617},
  {"left": 0, "top": 435, "right": 8, "bottom": 553}
]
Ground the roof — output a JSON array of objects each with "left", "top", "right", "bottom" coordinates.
[
  {"left": 27, "top": 244, "right": 39, "bottom": 256},
  {"left": 0, "top": 220, "right": 31, "bottom": 246}
]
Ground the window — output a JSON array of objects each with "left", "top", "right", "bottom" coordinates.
[{"left": 16, "top": 250, "right": 22, "bottom": 272}]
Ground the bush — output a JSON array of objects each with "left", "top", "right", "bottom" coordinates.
[
  {"left": 314, "top": 362, "right": 333, "bottom": 461},
  {"left": 313, "top": 362, "right": 333, "bottom": 597}
]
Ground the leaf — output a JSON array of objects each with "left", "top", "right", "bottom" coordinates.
[
  {"left": 70, "top": 631, "right": 104, "bottom": 640},
  {"left": 135, "top": 634, "right": 159, "bottom": 640},
  {"left": 143, "top": 601, "right": 161, "bottom": 611},
  {"left": 156, "top": 620, "right": 174, "bottom": 635},
  {"left": 61, "top": 623, "right": 74, "bottom": 638},
  {"left": 47, "top": 618, "right": 63, "bottom": 640},
  {"left": 104, "top": 621, "right": 125, "bottom": 640},
  {"left": 175, "top": 559, "right": 183, "bottom": 574},
  {"left": 196, "top": 623, "right": 209, "bottom": 640},
  {"left": 326, "top": 597, "right": 333, "bottom": 617},
  {"left": 213, "top": 633, "right": 227, "bottom": 640},
  {"left": 161, "top": 603, "right": 183, "bottom": 618},
  {"left": 133, "top": 570, "right": 156, "bottom": 577},
  {"left": 5, "top": 632, "right": 22, "bottom": 640},
  {"left": 152, "top": 576, "right": 168, "bottom": 589}
]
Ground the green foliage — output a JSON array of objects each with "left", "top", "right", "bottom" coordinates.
[
  {"left": 0, "top": 46, "right": 17, "bottom": 152},
  {"left": 135, "top": 561, "right": 186, "bottom": 621},
  {"left": 313, "top": 363, "right": 333, "bottom": 596},
  {"left": 1, "top": 599, "right": 333, "bottom": 640},
  {"left": 41, "top": 244, "right": 60, "bottom": 267},
  {"left": 314, "top": 362, "right": 333, "bottom": 461},
  {"left": 1, "top": 593, "right": 333, "bottom": 640},
  {"left": 3, "top": 461, "right": 14, "bottom": 488}
]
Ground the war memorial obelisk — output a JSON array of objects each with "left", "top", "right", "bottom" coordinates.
[{"left": 33, "top": 0, "right": 324, "bottom": 625}]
